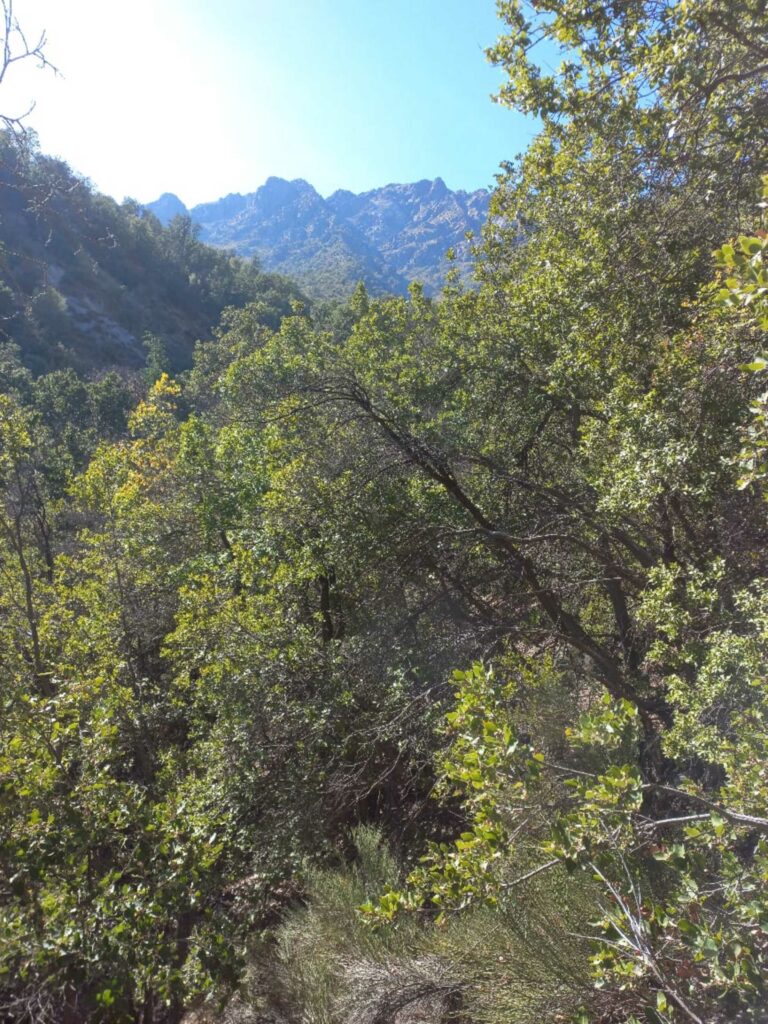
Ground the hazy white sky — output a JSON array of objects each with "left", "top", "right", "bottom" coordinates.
[{"left": 2, "top": 0, "right": 537, "bottom": 206}]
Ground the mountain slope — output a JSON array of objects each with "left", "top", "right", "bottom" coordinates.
[
  {"left": 147, "top": 177, "right": 490, "bottom": 299},
  {"left": 0, "top": 139, "right": 303, "bottom": 374}
]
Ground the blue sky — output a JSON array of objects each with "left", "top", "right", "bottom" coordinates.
[{"left": 3, "top": 0, "right": 538, "bottom": 205}]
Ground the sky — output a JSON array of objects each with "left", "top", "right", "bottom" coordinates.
[{"left": 2, "top": 0, "right": 538, "bottom": 207}]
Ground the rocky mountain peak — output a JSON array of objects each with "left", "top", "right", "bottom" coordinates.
[
  {"left": 146, "top": 176, "right": 490, "bottom": 298},
  {"left": 259, "top": 176, "right": 318, "bottom": 203},
  {"left": 145, "top": 192, "right": 188, "bottom": 224}
]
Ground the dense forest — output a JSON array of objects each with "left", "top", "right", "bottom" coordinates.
[{"left": 0, "top": 2, "right": 767, "bottom": 1023}]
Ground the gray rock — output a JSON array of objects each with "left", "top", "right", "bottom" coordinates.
[
  {"left": 145, "top": 192, "right": 189, "bottom": 225},
  {"left": 146, "top": 178, "right": 491, "bottom": 299}
]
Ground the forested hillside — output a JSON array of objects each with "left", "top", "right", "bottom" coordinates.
[
  {"left": 0, "top": 138, "right": 303, "bottom": 373},
  {"left": 146, "top": 177, "right": 489, "bottom": 299},
  {"left": 0, "top": 2, "right": 767, "bottom": 1024}
]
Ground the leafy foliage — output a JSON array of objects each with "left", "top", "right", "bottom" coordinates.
[{"left": 0, "top": 2, "right": 766, "bottom": 1022}]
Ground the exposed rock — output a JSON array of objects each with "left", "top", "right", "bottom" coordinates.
[
  {"left": 147, "top": 178, "right": 491, "bottom": 299},
  {"left": 146, "top": 192, "right": 189, "bottom": 224}
]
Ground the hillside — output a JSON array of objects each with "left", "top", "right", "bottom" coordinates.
[
  {"left": 147, "top": 176, "right": 490, "bottom": 299},
  {"left": 0, "top": 137, "right": 303, "bottom": 374}
]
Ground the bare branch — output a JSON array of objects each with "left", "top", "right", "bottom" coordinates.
[
  {"left": 644, "top": 783, "right": 768, "bottom": 834},
  {"left": 499, "top": 857, "right": 560, "bottom": 889},
  {"left": 0, "top": 0, "right": 59, "bottom": 137}
]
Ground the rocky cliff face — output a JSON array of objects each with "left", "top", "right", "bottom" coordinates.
[
  {"left": 146, "top": 177, "right": 490, "bottom": 299},
  {"left": 147, "top": 192, "right": 188, "bottom": 224},
  {"left": 326, "top": 177, "right": 487, "bottom": 289}
]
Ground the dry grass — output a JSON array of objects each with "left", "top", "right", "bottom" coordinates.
[{"left": 241, "top": 827, "right": 595, "bottom": 1024}]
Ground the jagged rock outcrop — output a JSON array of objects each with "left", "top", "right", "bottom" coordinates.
[
  {"left": 147, "top": 192, "right": 188, "bottom": 224},
  {"left": 146, "top": 177, "right": 490, "bottom": 299}
]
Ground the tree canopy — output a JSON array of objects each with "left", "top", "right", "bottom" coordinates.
[{"left": 0, "top": 2, "right": 766, "bottom": 1022}]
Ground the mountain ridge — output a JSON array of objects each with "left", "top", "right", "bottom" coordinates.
[{"left": 146, "top": 176, "right": 490, "bottom": 299}]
